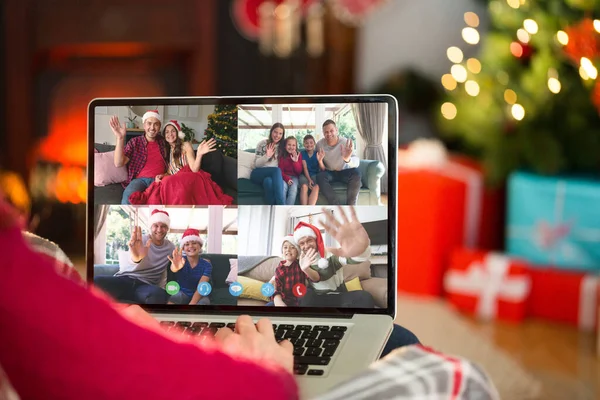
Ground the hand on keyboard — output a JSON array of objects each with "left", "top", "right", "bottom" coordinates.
[{"left": 215, "top": 315, "right": 294, "bottom": 374}]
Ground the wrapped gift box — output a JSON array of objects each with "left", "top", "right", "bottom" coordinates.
[
  {"left": 528, "top": 267, "right": 599, "bottom": 331},
  {"left": 506, "top": 171, "right": 600, "bottom": 272},
  {"left": 397, "top": 143, "right": 503, "bottom": 296},
  {"left": 444, "top": 249, "right": 531, "bottom": 322}
]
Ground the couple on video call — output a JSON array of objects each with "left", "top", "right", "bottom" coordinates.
[
  {"left": 250, "top": 120, "right": 362, "bottom": 206},
  {"left": 111, "top": 109, "right": 232, "bottom": 205}
]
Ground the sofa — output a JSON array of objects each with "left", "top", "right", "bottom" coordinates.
[
  {"left": 94, "top": 143, "right": 238, "bottom": 204},
  {"left": 94, "top": 253, "right": 238, "bottom": 305},
  {"left": 236, "top": 256, "right": 388, "bottom": 308},
  {"left": 237, "top": 149, "right": 385, "bottom": 205}
]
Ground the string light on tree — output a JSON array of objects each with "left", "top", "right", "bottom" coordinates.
[
  {"left": 442, "top": 74, "right": 458, "bottom": 90},
  {"left": 462, "top": 27, "right": 480, "bottom": 44},
  {"left": 465, "top": 80, "right": 480, "bottom": 96},
  {"left": 464, "top": 12, "right": 479, "bottom": 27},
  {"left": 504, "top": 89, "right": 517, "bottom": 104},
  {"left": 523, "top": 19, "right": 539, "bottom": 34},
  {"left": 517, "top": 29, "right": 531, "bottom": 43},
  {"left": 447, "top": 47, "right": 464, "bottom": 63},
  {"left": 506, "top": 0, "right": 520, "bottom": 9},
  {"left": 441, "top": 102, "right": 457, "bottom": 120},
  {"left": 451, "top": 64, "right": 468, "bottom": 82},
  {"left": 548, "top": 78, "right": 562, "bottom": 93},
  {"left": 580, "top": 57, "right": 598, "bottom": 79},
  {"left": 467, "top": 58, "right": 482, "bottom": 73},
  {"left": 556, "top": 30, "right": 569, "bottom": 45},
  {"left": 511, "top": 104, "right": 525, "bottom": 120},
  {"left": 594, "top": 19, "right": 600, "bottom": 33}
]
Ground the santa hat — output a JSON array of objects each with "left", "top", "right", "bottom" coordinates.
[
  {"left": 281, "top": 235, "right": 300, "bottom": 254},
  {"left": 164, "top": 120, "right": 185, "bottom": 140},
  {"left": 180, "top": 228, "right": 203, "bottom": 247},
  {"left": 293, "top": 222, "right": 329, "bottom": 269},
  {"left": 149, "top": 209, "right": 170, "bottom": 228},
  {"left": 142, "top": 110, "right": 162, "bottom": 124}
]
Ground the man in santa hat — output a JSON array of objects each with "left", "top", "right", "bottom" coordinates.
[
  {"left": 94, "top": 208, "right": 175, "bottom": 304},
  {"left": 293, "top": 206, "right": 375, "bottom": 308},
  {"left": 109, "top": 110, "right": 169, "bottom": 204}
]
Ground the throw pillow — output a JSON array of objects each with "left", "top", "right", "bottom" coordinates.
[
  {"left": 345, "top": 277, "right": 363, "bottom": 291},
  {"left": 94, "top": 151, "right": 128, "bottom": 186},
  {"left": 237, "top": 275, "right": 270, "bottom": 302},
  {"left": 238, "top": 151, "right": 255, "bottom": 180},
  {"left": 226, "top": 259, "right": 238, "bottom": 284},
  {"left": 343, "top": 260, "right": 372, "bottom": 282}
]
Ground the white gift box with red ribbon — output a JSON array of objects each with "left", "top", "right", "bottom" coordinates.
[{"left": 444, "top": 251, "right": 531, "bottom": 322}]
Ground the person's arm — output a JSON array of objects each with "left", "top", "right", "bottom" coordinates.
[
  {"left": 342, "top": 155, "right": 360, "bottom": 170},
  {"left": 279, "top": 158, "right": 291, "bottom": 182},
  {"left": 341, "top": 138, "right": 360, "bottom": 169},
  {"left": 183, "top": 142, "right": 201, "bottom": 172},
  {"left": 272, "top": 268, "right": 288, "bottom": 306},
  {"left": 292, "top": 154, "right": 303, "bottom": 177},
  {"left": 0, "top": 208, "right": 299, "bottom": 400},
  {"left": 189, "top": 275, "right": 210, "bottom": 304},
  {"left": 302, "top": 160, "right": 311, "bottom": 179},
  {"left": 115, "top": 138, "right": 131, "bottom": 168},
  {"left": 255, "top": 141, "right": 271, "bottom": 168}
]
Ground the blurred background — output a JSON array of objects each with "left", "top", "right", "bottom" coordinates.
[{"left": 1, "top": 0, "right": 599, "bottom": 398}]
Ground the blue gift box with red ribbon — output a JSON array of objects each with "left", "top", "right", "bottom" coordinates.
[{"left": 506, "top": 171, "right": 600, "bottom": 272}]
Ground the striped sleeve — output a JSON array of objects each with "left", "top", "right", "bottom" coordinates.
[{"left": 314, "top": 345, "right": 500, "bottom": 400}]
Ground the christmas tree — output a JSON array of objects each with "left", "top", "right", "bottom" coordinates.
[
  {"left": 436, "top": 0, "right": 600, "bottom": 186},
  {"left": 204, "top": 105, "right": 238, "bottom": 158}
]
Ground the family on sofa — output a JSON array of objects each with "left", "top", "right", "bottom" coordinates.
[
  {"left": 236, "top": 206, "right": 387, "bottom": 309},
  {"left": 93, "top": 209, "right": 237, "bottom": 305},
  {"left": 238, "top": 120, "right": 385, "bottom": 206},
  {"left": 94, "top": 110, "right": 234, "bottom": 206}
]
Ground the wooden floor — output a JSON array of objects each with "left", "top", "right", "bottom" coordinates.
[{"left": 464, "top": 316, "right": 600, "bottom": 399}]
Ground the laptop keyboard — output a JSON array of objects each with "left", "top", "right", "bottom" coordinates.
[{"left": 159, "top": 321, "right": 347, "bottom": 376}]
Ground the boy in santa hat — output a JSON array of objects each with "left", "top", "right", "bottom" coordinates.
[
  {"left": 167, "top": 228, "right": 212, "bottom": 305},
  {"left": 94, "top": 208, "right": 175, "bottom": 304},
  {"left": 293, "top": 206, "right": 375, "bottom": 308},
  {"left": 270, "top": 236, "right": 311, "bottom": 307},
  {"left": 109, "top": 110, "right": 169, "bottom": 204}
]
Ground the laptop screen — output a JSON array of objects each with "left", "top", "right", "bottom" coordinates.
[{"left": 87, "top": 95, "right": 397, "bottom": 317}]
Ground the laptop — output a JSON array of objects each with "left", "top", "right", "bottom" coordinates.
[{"left": 87, "top": 94, "right": 398, "bottom": 398}]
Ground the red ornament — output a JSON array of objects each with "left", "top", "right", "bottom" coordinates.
[
  {"left": 231, "top": 0, "right": 319, "bottom": 40},
  {"left": 563, "top": 18, "right": 600, "bottom": 63},
  {"left": 510, "top": 41, "right": 535, "bottom": 66}
]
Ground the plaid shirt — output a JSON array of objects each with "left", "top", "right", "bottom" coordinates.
[
  {"left": 122, "top": 135, "right": 168, "bottom": 187},
  {"left": 273, "top": 260, "right": 306, "bottom": 307},
  {"left": 315, "top": 345, "right": 500, "bottom": 400}
]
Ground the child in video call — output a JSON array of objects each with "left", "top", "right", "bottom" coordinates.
[
  {"left": 278, "top": 137, "right": 303, "bottom": 206},
  {"left": 271, "top": 236, "right": 308, "bottom": 307},
  {"left": 299, "top": 134, "right": 320, "bottom": 205},
  {"left": 166, "top": 228, "right": 212, "bottom": 305}
]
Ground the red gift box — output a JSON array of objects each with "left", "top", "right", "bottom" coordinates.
[
  {"left": 397, "top": 144, "right": 488, "bottom": 296},
  {"left": 528, "top": 268, "right": 599, "bottom": 331},
  {"left": 444, "top": 249, "right": 531, "bottom": 322}
]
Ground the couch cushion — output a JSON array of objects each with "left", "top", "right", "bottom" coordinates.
[
  {"left": 95, "top": 143, "right": 116, "bottom": 153},
  {"left": 95, "top": 151, "right": 128, "bottom": 186},
  {"left": 237, "top": 276, "right": 271, "bottom": 302},
  {"left": 343, "top": 260, "right": 372, "bottom": 282},
  {"left": 94, "top": 184, "right": 124, "bottom": 205},
  {"left": 242, "top": 257, "right": 281, "bottom": 282},
  {"left": 237, "top": 179, "right": 263, "bottom": 195}
]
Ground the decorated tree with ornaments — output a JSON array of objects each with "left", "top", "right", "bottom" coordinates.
[
  {"left": 204, "top": 105, "right": 238, "bottom": 158},
  {"left": 436, "top": 0, "right": 600, "bottom": 185}
]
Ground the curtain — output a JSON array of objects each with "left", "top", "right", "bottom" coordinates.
[
  {"left": 352, "top": 103, "right": 388, "bottom": 193},
  {"left": 94, "top": 205, "right": 109, "bottom": 239},
  {"left": 238, "top": 205, "right": 273, "bottom": 255}
]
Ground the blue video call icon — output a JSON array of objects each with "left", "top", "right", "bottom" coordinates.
[
  {"left": 229, "top": 282, "right": 243, "bottom": 297},
  {"left": 261, "top": 282, "right": 275, "bottom": 298},
  {"left": 197, "top": 282, "right": 212, "bottom": 296}
]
